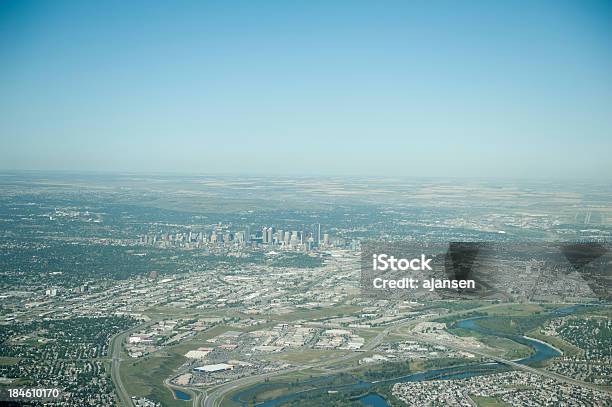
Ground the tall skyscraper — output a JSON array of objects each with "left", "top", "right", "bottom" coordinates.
[
  {"left": 290, "top": 231, "right": 298, "bottom": 247},
  {"left": 261, "top": 226, "right": 268, "bottom": 244},
  {"left": 311, "top": 223, "right": 321, "bottom": 245}
]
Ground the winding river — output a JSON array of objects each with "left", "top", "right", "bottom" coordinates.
[{"left": 232, "top": 305, "right": 581, "bottom": 406}]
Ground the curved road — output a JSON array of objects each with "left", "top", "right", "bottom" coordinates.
[
  {"left": 110, "top": 329, "right": 133, "bottom": 407},
  {"left": 110, "top": 321, "right": 156, "bottom": 407}
]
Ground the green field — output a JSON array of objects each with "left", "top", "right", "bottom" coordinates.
[
  {"left": 471, "top": 395, "right": 512, "bottom": 407},
  {"left": 526, "top": 329, "right": 582, "bottom": 357},
  {"left": 265, "top": 349, "right": 348, "bottom": 364},
  {"left": 355, "top": 327, "right": 383, "bottom": 341},
  {"left": 0, "top": 357, "right": 20, "bottom": 366},
  {"left": 483, "top": 303, "right": 547, "bottom": 317},
  {"left": 121, "top": 351, "right": 189, "bottom": 407},
  {"left": 227, "top": 369, "right": 355, "bottom": 406},
  {"left": 448, "top": 327, "right": 533, "bottom": 359}
]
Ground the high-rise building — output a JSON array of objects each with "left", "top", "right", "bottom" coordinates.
[
  {"left": 310, "top": 223, "right": 321, "bottom": 245},
  {"left": 290, "top": 231, "right": 298, "bottom": 247},
  {"left": 261, "top": 227, "right": 268, "bottom": 244}
]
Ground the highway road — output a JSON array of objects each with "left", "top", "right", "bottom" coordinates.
[
  {"left": 110, "top": 321, "right": 157, "bottom": 407},
  {"left": 110, "top": 328, "right": 133, "bottom": 407}
]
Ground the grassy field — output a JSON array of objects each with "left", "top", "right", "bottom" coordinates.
[
  {"left": 264, "top": 349, "right": 348, "bottom": 364},
  {"left": 448, "top": 327, "right": 533, "bottom": 359},
  {"left": 471, "top": 395, "right": 512, "bottom": 406},
  {"left": 480, "top": 336, "right": 532, "bottom": 359},
  {"left": 526, "top": 329, "right": 582, "bottom": 356},
  {"left": 483, "top": 303, "right": 546, "bottom": 317},
  {"left": 0, "top": 357, "right": 20, "bottom": 365},
  {"left": 224, "top": 368, "right": 333, "bottom": 407},
  {"left": 354, "top": 327, "right": 383, "bottom": 341},
  {"left": 121, "top": 350, "right": 188, "bottom": 407}
]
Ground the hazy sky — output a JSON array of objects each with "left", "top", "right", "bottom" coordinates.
[{"left": 1, "top": 1, "right": 611, "bottom": 178}]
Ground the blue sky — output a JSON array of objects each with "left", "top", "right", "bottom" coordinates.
[{"left": 1, "top": 1, "right": 611, "bottom": 178}]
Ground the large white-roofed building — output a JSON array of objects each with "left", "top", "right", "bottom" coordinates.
[{"left": 193, "top": 363, "right": 234, "bottom": 373}]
